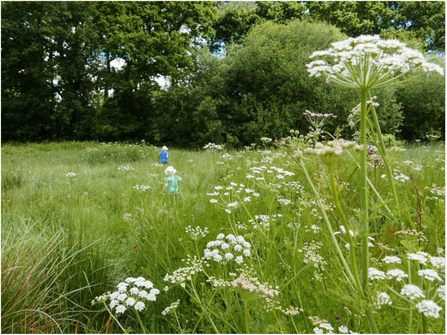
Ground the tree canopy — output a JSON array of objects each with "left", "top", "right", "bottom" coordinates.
[{"left": 1, "top": 1, "right": 445, "bottom": 146}]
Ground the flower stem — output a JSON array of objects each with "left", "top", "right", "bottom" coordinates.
[
  {"left": 360, "top": 88, "right": 369, "bottom": 290},
  {"left": 367, "top": 91, "right": 400, "bottom": 212},
  {"left": 329, "top": 166, "right": 363, "bottom": 296},
  {"left": 244, "top": 299, "right": 250, "bottom": 334},
  {"left": 102, "top": 303, "right": 128, "bottom": 334},
  {"left": 299, "top": 159, "right": 357, "bottom": 287},
  {"left": 135, "top": 310, "right": 147, "bottom": 334}
]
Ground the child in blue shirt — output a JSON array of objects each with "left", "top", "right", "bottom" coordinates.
[
  {"left": 164, "top": 166, "right": 182, "bottom": 195},
  {"left": 160, "top": 146, "right": 169, "bottom": 164}
]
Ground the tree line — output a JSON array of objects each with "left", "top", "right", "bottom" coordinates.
[{"left": 2, "top": 1, "right": 445, "bottom": 147}]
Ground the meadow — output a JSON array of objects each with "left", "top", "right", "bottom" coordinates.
[{"left": 1, "top": 137, "right": 445, "bottom": 334}]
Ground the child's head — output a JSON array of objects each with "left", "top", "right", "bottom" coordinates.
[
  {"left": 162, "top": 146, "right": 168, "bottom": 151},
  {"left": 165, "top": 166, "right": 177, "bottom": 176}
]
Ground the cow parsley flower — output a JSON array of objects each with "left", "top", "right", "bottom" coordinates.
[
  {"left": 204, "top": 234, "right": 251, "bottom": 265},
  {"left": 437, "top": 285, "right": 445, "bottom": 301},
  {"left": 374, "top": 291, "right": 392, "bottom": 309},
  {"left": 65, "top": 172, "right": 77, "bottom": 177},
  {"left": 430, "top": 256, "right": 445, "bottom": 270},
  {"left": 383, "top": 256, "right": 402, "bottom": 264},
  {"left": 418, "top": 269, "right": 442, "bottom": 281},
  {"left": 368, "top": 267, "right": 386, "bottom": 280},
  {"left": 118, "top": 165, "right": 135, "bottom": 172},
  {"left": 116, "top": 305, "right": 127, "bottom": 314},
  {"left": 135, "top": 301, "right": 146, "bottom": 311},
  {"left": 401, "top": 284, "right": 425, "bottom": 300},
  {"left": 161, "top": 299, "right": 180, "bottom": 316},
  {"left": 415, "top": 300, "right": 442, "bottom": 318},
  {"left": 97, "top": 277, "right": 159, "bottom": 316},
  {"left": 407, "top": 252, "right": 429, "bottom": 265},
  {"left": 133, "top": 185, "right": 151, "bottom": 192},
  {"left": 387, "top": 269, "right": 408, "bottom": 281}
]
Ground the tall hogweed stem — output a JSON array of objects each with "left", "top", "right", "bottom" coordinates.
[{"left": 360, "top": 88, "right": 369, "bottom": 291}]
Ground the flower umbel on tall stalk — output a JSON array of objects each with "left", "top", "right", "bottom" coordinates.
[{"left": 306, "top": 35, "right": 444, "bottom": 333}]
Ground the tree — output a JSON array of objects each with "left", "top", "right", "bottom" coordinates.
[
  {"left": 394, "top": 68, "right": 445, "bottom": 141},
  {"left": 2, "top": 2, "right": 58, "bottom": 141},
  {"left": 306, "top": 1, "right": 445, "bottom": 51}
]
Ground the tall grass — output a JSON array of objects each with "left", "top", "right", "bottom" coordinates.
[{"left": 2, "top": 140, "right": 445, "bottom": 333}]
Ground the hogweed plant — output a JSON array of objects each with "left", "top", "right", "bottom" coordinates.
[{"left": 304, "top": 35, "right": 444, "bottom": 332}]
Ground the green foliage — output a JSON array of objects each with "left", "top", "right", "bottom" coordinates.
[
  {"left": 306, "top": 1, "right": 445, "bottom": 51},
  {"left": 1, "top": 141, "right": 445, "bottom": 334},
  {"left": 1, "top": 1, "right": 445, "bottom": 146},
  {"left": 394, "top": 68, "right": 446, "bottom": 141}
]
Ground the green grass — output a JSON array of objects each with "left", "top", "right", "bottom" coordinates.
[{"left": 1, "top": 141, "right": 445, "bottom": 334}]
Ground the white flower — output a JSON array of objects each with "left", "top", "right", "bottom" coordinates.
[
  {"left": 319, "top": 323, "right": 334, "bottom": 331},
  {"left": 339, "top": 326, "right": 349, "bottom": 333},
  {"left": 221, "top": 243, "right": 230, "bottom": 250},
  {"left": 418, "top": 269, "right": 442, "bottom": 281},
  {"left": 437, "top": 285, "right": 445, "bottom": 301},
  {"left": 369, "top": 267, "right": 386, "bottom": 280},
  {"left": 235, "top": 256, "right": 244, "bottom": 264},
  {"left": 117, "top": 293, "right": 127, "bottom": 301},
  {"left": 401, "top": 284, "right": 425, "bottom": 300},
  {"left": 138, "top": 290, "right": 148, "bottom": 298},
  {"left": 150, "top": 288, "right": 160, "bottom": 295},
  {"left": 386, "top": 269, "right": 408, "bottom": 281},
  {"left": 243, "top": 249, "right": 251, "bottom": 257},
  {"left": 408, "top": 252, "right": 428, "bottom": 264},
  {"left": 110, "top": 300, "right": 119, "bottom": 309},
  {"left": 110, "top": 292, "right": 120, "bottom": 299},
  {"left": 225, "top": 253, "right": 234, "bottom": 260},
  {"left": 313, "top": 327, "right": 324, "bottom": 334},
  {"left": 129, "top": 287, "right": 139, "bottom": 295},
  {"left": 415, "top": 300, "right": 442, "bottom": 318},
  {"left": 234, "top": 244, "right": 243, "bottom": 252},
  {"left": 226, "top": 234, "right": 236, "bottom": 242},
  {"left": 134, "top": 301, "right": 146, "bottom": 311},
  {"left": 236, "top": 236, "right": 245, "bottom": 244},
  {"left": 143, "top": 280, "right": 154, "bottom": 288},
  {"left": 116, "top": 305, "right": 127, "bottom": 314},
  {"left": 65, "top": 172, "right": 77, "bottom": 177},
  {"left": 147, "top": 293, "right": 157, "bottom": 301},
  {"left": 308, "top": 35, "right": 444, "bottom": 90},
  {"left": 210, "top": 199, "right": 218, "bottom": 204},
  {"left": 375, "top": 291, "right": 392, "bottom": 309},
  {"left": 430, "top": 256, "right": 445, "bottom": 269},
  {"left": 383, "top": 256, "right": 402, "bottom": 264},
  {"left": 117, "top": 282, "right": 128, "bottom": 292},
  {"left": 125, "top": 297, "right": 135, "bottom": 306},
  {"left": 216, "top": 233, "right": 225, "bottom": 240}
]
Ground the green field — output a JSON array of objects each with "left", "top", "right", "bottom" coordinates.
[{"left": 1, "top": 141, "right": 445, "bottom": 334}]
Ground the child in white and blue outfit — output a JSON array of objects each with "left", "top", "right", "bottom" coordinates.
[
  {"left": 160, "top": 146, "right": 169, "bottom": 164},
  {"left": 164, "top": 166, "right": 182, "bottom": 195}
]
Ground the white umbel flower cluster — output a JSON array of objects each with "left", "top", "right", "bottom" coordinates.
[
  {"left": 307, "top": 35, "right": 444, "bottom": 90},
  {"left": 374, "top": 291, "right": 392, "bottom": 309},
  {"left": 203, "top": 234, "right": 251, "bottom": 265},
  {"left": 118, "top": 165, "right": 135, "bottom": 171},
  {"left": 101, "top": 277, "right": 160, "bottom": 315},
  {"left": 133, "top": 184, "right": 151, "bottom": 192},
  {"left": 400, "top": 284, "right": 425, "bottom": 300},
  {"left": 415, "top": 300, "right": 442, "bottom": 318}
]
